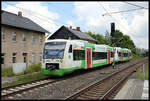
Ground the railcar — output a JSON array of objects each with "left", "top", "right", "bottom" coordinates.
[{"left": 41, "top": 39, "right": 131, "bottom": 76}]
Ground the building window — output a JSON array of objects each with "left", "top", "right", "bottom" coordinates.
[
  {"left": 39, "top": 35, "right": 42, "bottom": 44},
  {"left": 12, "top": 53, "right": 17, "bottom": 63},
  {"left": 32, "top": 34, "right": 35, "bottom": 44},
  {"left": 2, "top": 53, "right": 4, "bottom": 64},
  {"left": 12, "top": 32, "right": 16, "bottom": 41},
  {"left": 2, "top": 30, "right": 5, "bottom": 40},
  {"left": 23, "top": 53, "right": 27, "bottom": 63},
  {"left": 23, "top": 33, "right": 26, "bottom": 41},
  {"left": 32, "top": 53, "right": 35, "bottom": 63}
]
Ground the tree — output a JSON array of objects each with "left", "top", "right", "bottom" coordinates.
[
  {"left": 112, "top": 30, "right": 136, "bottom": 54},
  {"left": 104, "top": 30, "right": 111, "bottom": 45},
  {"left": 85, "top": 31, "right": 106, "bottom": 44},
  {"left": 85, "top": 30, "right": 137, "bottom": 56}
]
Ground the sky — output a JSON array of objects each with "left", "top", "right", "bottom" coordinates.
[{"left": 1, "top": 1, "right": 149, "bottom": 50}]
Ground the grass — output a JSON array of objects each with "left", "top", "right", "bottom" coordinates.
[
  {"left": 1, "top": 63, "right": 42, "bottom": 77},
  {"left": 2, "top": 63, "right": 49, "bottom": 88},
  {"left": 1, "top": 67, "right": 15, "bottom": 77},
  {"left": 25, "top": 63, "right": 42, "bottom": 74},
  {"left": 136, "top": 64, "right": 149, "bottom": 80},
  {"left": 2, "top": 72, "right": 47, "bottom": 88}
]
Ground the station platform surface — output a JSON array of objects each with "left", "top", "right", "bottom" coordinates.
[{"left": 114, "top": 79, "right": 149, "bottom": 99}]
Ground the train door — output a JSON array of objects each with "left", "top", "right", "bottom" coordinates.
[
  {"left": 86, "top": 48, "right": 91, "bottom": 69},
  {"left": 108, "top": 50, "right": 110, "bottom": 64}
]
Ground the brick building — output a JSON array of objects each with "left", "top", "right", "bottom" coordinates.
[{"left": 1, "top": 10, "right": 49, "bottom": 68}]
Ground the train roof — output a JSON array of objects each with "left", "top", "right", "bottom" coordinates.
[
  {"left": 45, "top": 39, "right": 88, "bottom": 43},
  {"left": 45, "top": 39, "right": 131, "bottom": 52}
]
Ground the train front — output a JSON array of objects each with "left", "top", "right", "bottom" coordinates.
[{"left": 41, "top": 41, "right": 66, "bottom": 76}]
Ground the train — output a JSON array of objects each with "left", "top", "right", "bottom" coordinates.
[{"left": 41, "top": 39, "right": 132, "bottom": 76}]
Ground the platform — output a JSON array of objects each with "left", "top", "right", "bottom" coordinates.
[{"left": 114, "top": 79, "right": 149, "bottom": 99}]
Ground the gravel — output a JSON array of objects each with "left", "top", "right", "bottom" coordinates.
[{"left": 10, "top": 58, "right": 146, "bottom": 100}]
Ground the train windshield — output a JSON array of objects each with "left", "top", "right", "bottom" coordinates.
[{"left": 43, "top": 42, "right": 66, "bottom": 59}]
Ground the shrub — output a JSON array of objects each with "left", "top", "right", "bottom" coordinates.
[
  {"left": 1, "top": 67, "right": 15, "bottom": 77},
  {"left": 25, "top": 63, "right": 41, "bottom": 74}
]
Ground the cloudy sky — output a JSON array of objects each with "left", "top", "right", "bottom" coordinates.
[{"left": 2, "top": 1, "right": 149, "bottom": 49}]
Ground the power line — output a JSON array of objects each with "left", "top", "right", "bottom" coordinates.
[
  {"left": 45, "top": 2, "right": 88, "bottom": 31},
  {"left": 4, "top": 2, "right": 89, "bottom": 33},
  {"left": 5, "top": 2, "right": 69, "bottom": 26},
  {"left": 46, "top": 2, "right": 76, "bottom": 19},
  {"left": 98, "top": 2, "right": 146, "bottom": 49},
  {"left": 102, "top": 8, "right": 147, "bottom": 16},
  {"left": 98, "top": 2, "right": 129, "bottom": 32},
  {"left": 124, "top": 2, "right": 148, "bottom": 9},
  {"left": 98, "top": 2, "right": 137, "bottom": 47}
]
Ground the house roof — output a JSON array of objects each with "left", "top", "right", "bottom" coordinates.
[
  {"left": 49, "top": 26, "right": 98, "bottom": 43},
  {"left": 66, "top": 26, "right": 98, "bottom": 43},
  {"left": 1, "top": 10, "right": 49, "bottom": 33}
]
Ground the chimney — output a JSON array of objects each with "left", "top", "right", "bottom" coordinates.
[
  {"left": 76, "top": 27, "right": 80, "bottom": 31},
  {"left": 70, "top": 26, "right": 72, "bottom": 29},
  {"left": 18, "top": 11, "right": 22, "bottom": 16}
]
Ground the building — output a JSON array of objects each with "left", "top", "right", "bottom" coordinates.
[
  {"left": 47, "top": 26, "right": 98, "bottom": 44},
  {"left": 1, "top": 10, "right": 49, "bottom": 68}
]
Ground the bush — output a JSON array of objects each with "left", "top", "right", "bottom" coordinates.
[
  {"left": 25, "top": 63, "right": 41, "bottom": 74},
  {"left": 1, "top": 67, "right": 15, "bottom": 77}
]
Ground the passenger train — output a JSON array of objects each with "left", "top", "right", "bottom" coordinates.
[{"left": 41, "top": 39, "right": 132, "bottom": 76}]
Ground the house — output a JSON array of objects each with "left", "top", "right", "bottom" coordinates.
[
  {"left": 1, "top": 10, "right": 49, "bottom": 68},
  {"left": 47, "top": 26, "right": 98, "bottom": 44}
]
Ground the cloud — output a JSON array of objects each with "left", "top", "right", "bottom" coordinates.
[
  {"left": 2, "top": 2, "right": 59, "bottom": 33},
  {"left": 73, "top": 1, "right": 148, "bottom": 49},
  {"left": 66, "top": 20, "right": 75, "bottom": 28}
]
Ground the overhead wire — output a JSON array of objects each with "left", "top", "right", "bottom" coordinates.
[
  {"left": 5, "top": 2, "right": 69, "bottom": 26},
  {"left": 4, "top": 2, "right": 89, "bottom": 33},
  {"left": 46, "top": 2, "right": 76, "bottom": 19},
  {"left": 98, "top": 2, "right": 138, "bottom": 47},
  {"left": 124, "top": 1, "right": 148, "bottom": 9},
  {"left": 102, "top": 7, "right": 147, "bottom": 16},
  {"left": 99, "top": 2, "right": 148, "bottom": 50}
]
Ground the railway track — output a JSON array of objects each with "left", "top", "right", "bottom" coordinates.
[
  {"left": 1, "top": 60, "right": 127, "bottom": 99},
  {"left": 1, "top": 76, "right": 60, "bottom": 99},
  {"left": 65, "top": 58, "right": 147, "bottom": 100},
  {"left": 1, "top": 64, "right": 114, "bottom": 99},
  {"left": 2, "top": 58, "right": 147, "bottom": 99}
]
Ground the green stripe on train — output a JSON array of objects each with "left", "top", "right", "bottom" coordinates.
[
  {"left": 42, "top": 60, "right": 85, "bottom": 76},
  {"left": 92, "top": 61, "right": 108, "bottom": 67},
  {"left": 42, "top": 67, "right": 81, "bottom": 76}
]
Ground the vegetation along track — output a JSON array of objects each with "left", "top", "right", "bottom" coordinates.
[{"left": 65, "top": 58, "right": 148, "bottom": 100}]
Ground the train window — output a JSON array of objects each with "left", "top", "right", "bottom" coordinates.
[
  {"left": 73, "top": 50, "right": 85, "bottom": 60},
  {"left": 69, "top": 45, "right": 72, "bottom": 53},
  {"left": 124, "top": 53, "right": 128, "bottom": 57},
  {"left": 92, "top": 52, "right": 107, "bottom": 60},
  {"left": 118, "top": 52, "right": 121, "bottom": 57},
  {"left": 111, "top": 52, "right": 114, "bottom": 57}
]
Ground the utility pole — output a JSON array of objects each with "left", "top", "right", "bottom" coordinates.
[{"left": 111, "top": 22, "right": 115, "bottom": 69}]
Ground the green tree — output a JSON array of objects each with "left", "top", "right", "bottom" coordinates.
[
  {"left": 104, "top": 30, "right": 111, "bottom": 45},
  {"left": 85, "top": 31, "right": 106, "bottom": 44},
  {"left": 85, "top": 30, "right": 137, "bottom": 56},
  {"left": 112, "top": 30, "right": 136, "bottom": 54}
]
